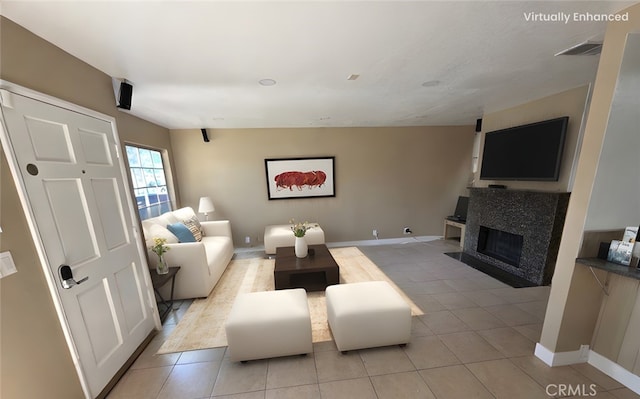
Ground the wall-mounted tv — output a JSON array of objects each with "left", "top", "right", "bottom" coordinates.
[{"left": 479, "top": 116, "right": 569, "bottom": 181}]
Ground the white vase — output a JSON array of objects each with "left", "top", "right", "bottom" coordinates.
[{"left": 295, "top": 236, "right": 308, "bottom": 258}]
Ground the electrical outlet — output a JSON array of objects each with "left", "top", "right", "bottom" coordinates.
[
  {"left": 373, "top": 229, "right": 379, "bottom": 239},
  {"left": 579, "top": 344, "right": 590, "bottom": 361},
  {"left": 245, "top": 236, "right": 251, "bottom": 244},
  {"left": 403, "top": 227, "right": 412, "bottom": 235}
]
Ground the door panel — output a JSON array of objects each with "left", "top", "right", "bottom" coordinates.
[
  {"left": 79, "top": 129, "right": 112, "bottom": 166},
  {"left": 24, "top": 116, "right": 76, "bottom": 162},
  {"left": 0, "top": 88, "right": 157, "bottom": 398},
  {"left": 91, "top": 178, "right": 129, "bottom": 250},
  {"left": 43, "top": 178, "right": 99, "bottom": 266},
  {"left": 77, "top": 279, "right": 123, "bottom": 366},
  {"left": 115, "top": 263, "right": 147, "bottom": 333}
]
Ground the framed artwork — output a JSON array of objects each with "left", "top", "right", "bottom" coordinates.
[{"left": 265, "top": 156, "right": 335, "bottom": 200}]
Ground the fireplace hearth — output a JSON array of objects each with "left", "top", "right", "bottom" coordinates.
[
  {"left": 478, "top": 226, "right": 523, "bottom": 267},
  {"left": 462, "top": 188, "right": 570, "bottom": 286}
]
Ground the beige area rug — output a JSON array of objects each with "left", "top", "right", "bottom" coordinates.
[{"left": 157, "top": 246, "right": 423, "bottom": 354}]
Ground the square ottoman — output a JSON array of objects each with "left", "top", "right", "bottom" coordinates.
[
  {"left": 264, "top": 224, "right": 325, "bottom": 255},
  {"left": 325, "top": 281, "right": 411, "bottom": 352},
  {"left": 224, "top": 288, "right": 313, "bottom": 362}
]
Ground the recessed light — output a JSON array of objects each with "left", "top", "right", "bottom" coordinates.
[
  {"left": 258, "top": 78, "right": 276, "bottom": 86},
  {"left": 347, "top": 74, "right": 360, "bottom": 81},
  {"left": 421, "top": 80, "right": 440, "bottom": 87}
]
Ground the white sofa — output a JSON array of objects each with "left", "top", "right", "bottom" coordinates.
[
  {"left": 264, "top": 224, "right": 325, "bottom": 255},
  {"left": 141, "top": 207, "right": 234, "bottom": 300}
]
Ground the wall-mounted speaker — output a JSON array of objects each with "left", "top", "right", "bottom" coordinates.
[
  {"left": 117, "top": 82, "right": 133, "bottom": 110},
  {"left": 475, "top": 118, "right": 483, "bottom": 132},
  {"left": 201, "top": 128, "right": 210, "bottom": 143}
]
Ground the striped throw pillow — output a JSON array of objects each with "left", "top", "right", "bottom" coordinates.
[{"left": 183, "top": 216, "right": 203, "bottom": 241}]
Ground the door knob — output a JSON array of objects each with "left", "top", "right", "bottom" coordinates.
[{"left": 59, "top": 264, "right": 89, "bottom": 289}]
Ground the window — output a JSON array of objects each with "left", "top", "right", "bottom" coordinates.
[{"left": 125, "top": 145, "right": 172, "bottom": 220}]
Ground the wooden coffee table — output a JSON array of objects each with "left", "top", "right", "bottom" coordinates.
[{"left": 274, "top": 244, "right": 340, "bottom": 291}]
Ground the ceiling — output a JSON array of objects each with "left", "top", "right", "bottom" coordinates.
[{"left": 1, "top": 1, "right": 634, "bottom": 129}]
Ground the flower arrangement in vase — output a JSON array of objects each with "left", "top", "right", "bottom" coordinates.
[
  {"left": 290, "top": 219, "right": 318, "bottom": 258},
  {"left": 149, "top": 237, "right": 170, "bottom": 274}
]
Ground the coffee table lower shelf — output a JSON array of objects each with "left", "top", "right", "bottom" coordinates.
[
  {"left": 274, "top": 245, "right": 339, "bottom": 291},
  {"left": 277, "top": 270, "right": 337, "bottom": 291}
]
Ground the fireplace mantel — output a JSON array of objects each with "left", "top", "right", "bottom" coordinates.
[
  {"left": 463, "top": 188, "right": 570, "bottom": 285},
  {"left": 468, "top": 186, "right": 570, "bottom": 195}
]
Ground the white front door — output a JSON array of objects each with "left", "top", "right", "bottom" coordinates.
[{"left": 0, "top": 88, "right": 158, "bottom": 398}]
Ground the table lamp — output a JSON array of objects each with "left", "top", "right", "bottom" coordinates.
[{"left": 198, "top": 196, "right": 215, "bottom": 220}]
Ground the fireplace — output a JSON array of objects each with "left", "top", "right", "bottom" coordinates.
[
  {"left": 477, "top": 226, "right": 523, "bottom": 267},
  {"left": 463, "top": 188, "right": 570, "bottom": 286}
]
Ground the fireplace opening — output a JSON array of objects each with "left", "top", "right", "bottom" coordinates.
[{"left": 477, "top": 226, "right": 523, "bottom": 267}]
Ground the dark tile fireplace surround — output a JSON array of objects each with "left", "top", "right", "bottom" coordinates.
[{"left": 462, "top": 188, "right": 570, "bottom": 286}]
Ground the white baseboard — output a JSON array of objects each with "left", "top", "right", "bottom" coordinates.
[
  {"left": 235, "top": 236, "right": 442, "bottom": 253},
  {"left": 535, "top": 343, "right": 587, "bottom": 366},
  {"left": 327, "top": 235, "right": 441, "bottom": 248},
  {"left": 588, "top": 350, "right": 640, "bottom": 395},
  {"left": 535, "top": 343, "right": 640, "bottom": 395}
]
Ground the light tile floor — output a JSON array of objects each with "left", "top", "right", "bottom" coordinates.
[{"left": 107, "top": 239, "right": 640, "bottom": 399}]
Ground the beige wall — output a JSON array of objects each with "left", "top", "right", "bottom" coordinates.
[
  {"left": 169, "top": 126, "right": 474, "bottom": 246},
  {"left": 585, "top": 33, "right": 640, "bottom": 230},
  {"left": 0, "top": 16, "right": 171, "bottom": 398},
  {"left": 540, "top": 3, "right": 640, "bottom": 353},
  {"left": 474, "top": 85, "right": 590, "bottom": 193},
  {"left": 591, "top": 274, "right": 640, "bottom": 365},
  {"left": 587, "top": 33, "right": 640, "bottom": 373}
]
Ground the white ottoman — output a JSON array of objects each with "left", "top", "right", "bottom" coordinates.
[
  {"left": 264, "top": 224, "right": 325, "bottom": 254},
  {"left": 326, "top": 281, "right": 411, "bottom": 352},
  {"left": 224, "top": 288, "right": 313, "bottom": 362}
]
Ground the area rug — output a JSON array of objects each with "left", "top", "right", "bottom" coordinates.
[{"left": 157, "top": 246, "right": 422, "bottom": 354}]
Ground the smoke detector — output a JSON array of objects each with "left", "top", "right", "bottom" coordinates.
[
  {"left": 555, "top": 40, "right": 602, "bottom": 56},
  {"left": 258, "top": 78, "right": 277, "bottom": 86}
]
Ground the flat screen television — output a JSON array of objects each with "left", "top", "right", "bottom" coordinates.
[{"left": 479, "top": 116, "right": 569, "bottom": 181}]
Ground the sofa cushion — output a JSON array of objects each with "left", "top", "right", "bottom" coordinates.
[
  {"left": 157, "top": 212, "right": 180, "bottom": 227},
  {"left": 147, "top": 224, "right": 179, "bottom": 245},
  {"left": 167, "top": 222, "right": 196, "bottom": 243},
  {"left": 172, "top": 207, "right": 197, "bottom": 222}
]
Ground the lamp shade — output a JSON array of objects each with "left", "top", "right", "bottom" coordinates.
[{"left": 198, "top": 197, "right": 215, "bottom": 214}]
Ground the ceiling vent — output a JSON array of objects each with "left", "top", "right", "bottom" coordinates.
[{"left": 555, "top": 41, "right": 602, "bottom": 56}]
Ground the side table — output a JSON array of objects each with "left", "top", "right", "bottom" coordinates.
[
  {"left": 443, "top": 219, "right": 466, "bottom": 249},
  {"left": 151, "top": 266, "right": 180, "bottom": 322}
]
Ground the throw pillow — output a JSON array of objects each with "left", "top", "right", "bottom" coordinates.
[
  {"left": 166, "top": 222, "right": 196, "bottom": 243},
  {"left": 183, "top": 216, "right": 203, "bottom": 242},
  {"left": 147, "top": 224, "right": 179, "bottom": 244}
]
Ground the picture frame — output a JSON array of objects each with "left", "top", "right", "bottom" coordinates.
[{"left": 265, "top": 157, "right": 335, "bottom": 200}]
